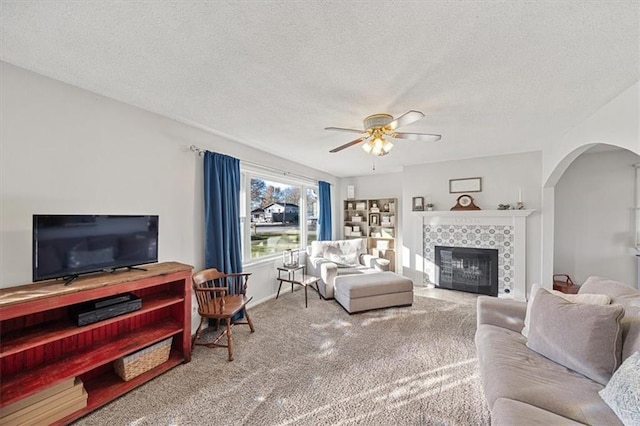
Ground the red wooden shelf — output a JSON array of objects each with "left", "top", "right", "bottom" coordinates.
[
  {"left": 1, "top": 319, "right": 182, "bottom": 407},
  {"left": 53, "top": 351, "right": 185, "bottom": 425},
  {"left": 0, "top": 292, "right": 183, "bottom": 358},
  {"left": 0, "top": 262, "right": 192, "bottom": 420}
]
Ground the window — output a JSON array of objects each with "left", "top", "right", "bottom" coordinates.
[{"left": 241, "top": 169, "right": 318, "bottom": 262}]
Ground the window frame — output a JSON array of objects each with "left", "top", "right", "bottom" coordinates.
[{"left": 240, "top": 165, "right": 319, "bottom": 265}]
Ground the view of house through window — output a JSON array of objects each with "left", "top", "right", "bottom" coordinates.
[{"left": 248, "top": 176, "right": 318, "bottom": 260}]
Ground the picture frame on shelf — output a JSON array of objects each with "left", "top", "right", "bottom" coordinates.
[
  {"left": 355, "top": 202, "right": 366, "bottom": 210},
  {"left": 347, "top": 185, "right": 355, "bottom": 200},
  {"left": 412, "top": 196, "right": 424, "bottom": 211},
  {"left": 369, "top": 213, "right": 380, "bottom": 225},
  {"left": 449, "top": 177, "right": 482, "bottom": 193}
]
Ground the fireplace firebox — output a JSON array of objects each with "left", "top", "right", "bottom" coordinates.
[{"left": 434, "top": 246, "right": 499, "bottom": 296}]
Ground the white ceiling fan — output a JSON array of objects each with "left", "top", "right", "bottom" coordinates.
[{"left": 325, "top": 110, "right": 442, "bottom": 156}]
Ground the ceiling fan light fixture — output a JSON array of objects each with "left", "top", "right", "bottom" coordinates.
[{"left": 326, "top": 110, "right": 441, "bottom": 157}]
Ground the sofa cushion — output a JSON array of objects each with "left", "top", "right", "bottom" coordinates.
[
  {"left": 310, "top": 239, "right": 366, "bottom": 266},
  {"left": 526, "top": 289, "right": 624, "bottom": 385},
  {"left": 618, "top": 300, "right": 640, "bottom": 362},
  {"left": 521, "top": 283, "right": 610, "bottom": 338},
  {"left": 491, "top": 398, "right": 586, "bottom": 426},
  {"left": 599, "top": 350, "right": 640, "bottom": 426},
  {"left": 579, "top": 276, "right": 638, "bottom": 299},
  {"left": 476, "top": 324, "right": 621, "bottom": 425},
  {"left": 577, "top": 276, "right": 640, "bottom": 363}
]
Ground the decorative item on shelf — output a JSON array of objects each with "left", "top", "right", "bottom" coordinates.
[
  {"left": 412, "top": 196, "right": 424, "bottom": 211},
  {"left": 355, "top": 202, "right": 366, "bottom": 210},
  {"left": 426, "top": 203, "right": 435, "bottom": 211},
  {"left": 498, "top": 204, "right": 511, "bottom": 210},
  {"left": 449, "top": 177, "right": 482, "bottom": 193},
  {"left": 383, "top": 202, "right": 389, "bottom": 211},
  {"left": 516, "top": 188, "right": 524, "bottom": 209},
  {"left": 451, "top": 194, "right": 481, "bottom": 211},
  {"left": 376, "top": 240, "right": 390, "bottom": 250},
  {"left": 352, "top": 214, "right": 362, "bottom": 222},
  {"left": 282, "top": 249, "right": 299, "bottom": 268},
  {"left": 114, "top": 337, "right": 173, "bottom": 381},
  {"left": 347, "top": 202, "right": 353, "bottom": 210},
  {"left": 369, "top": 213, "right": 380, "bottom": 225},
  {"left": 370, "top": 203, "right": 380, "bottom": 213}
]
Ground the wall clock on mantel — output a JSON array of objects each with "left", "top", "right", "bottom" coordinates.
[{"left": 451, "top": 194, "right": 481, "bottom": 211}]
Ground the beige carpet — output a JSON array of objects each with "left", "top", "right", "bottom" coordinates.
[{"left": 74, "top": 289, "right": 490, "bottom": 425}]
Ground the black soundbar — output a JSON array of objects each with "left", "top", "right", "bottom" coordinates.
[{"left": 71, "top": 293, "right": 142, "bottom": 326}]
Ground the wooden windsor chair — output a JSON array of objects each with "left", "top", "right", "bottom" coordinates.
[{"left": 191, "top": 268, "right": 255, "bottom": 361}]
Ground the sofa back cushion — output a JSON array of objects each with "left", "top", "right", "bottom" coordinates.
[
  {"left": 579, "top": 276, "right": 640, "bottom": 363},
  {"left": 526, "top": 288, "right": 624, "bottom": 385},
  {"left": 521, "top": 283, "right": 611, "bottom": 338},
  {"left": 310, "top": 239, "right": 366, "bottom": 266}
]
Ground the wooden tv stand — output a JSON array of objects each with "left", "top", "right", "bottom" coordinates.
[{"left": 0, "top": 261, "right": 193, "bottom": 424}]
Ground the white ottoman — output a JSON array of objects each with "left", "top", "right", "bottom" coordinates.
[{"left": 334, "top": 271, "right": 413, "bottom": 314}]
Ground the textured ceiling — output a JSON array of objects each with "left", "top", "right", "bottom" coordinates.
[{"left": 1, "top": 1, "right": 638, "bottom": 177}]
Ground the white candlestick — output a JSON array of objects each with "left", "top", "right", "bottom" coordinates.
[{"left": 518, "top": 188, "right": 522, "bottom": 203}]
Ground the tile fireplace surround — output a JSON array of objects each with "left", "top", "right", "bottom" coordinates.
[{"left": 421, "top": 210, "right": 534, "bottom": 301}]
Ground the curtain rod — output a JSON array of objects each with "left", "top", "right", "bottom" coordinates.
[{"left": 189, "top": 145, "right": 321, "bottom": 183}]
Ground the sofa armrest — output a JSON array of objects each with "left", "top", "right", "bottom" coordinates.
[
  {"left": 477, "top": 296, "right": 527, "bottom": 333},
  {"left": 319, "top": 261, "right": 339, "bottom": 299},
  {"left": 360, "top": 254, "right": 390, "bottom": 271}
]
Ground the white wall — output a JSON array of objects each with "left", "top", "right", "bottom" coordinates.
[
  {"left": 540, "top": 81, "right": 639, "bottom": 288},
  {"left": 554, "top": 149, "right": 638, "bottom": 286},
  {"left": 0, "top": 62, "right": 337, "bottom": 320},
  {"left": 340, "top": 152, "right": 543, "bottom": 294}
]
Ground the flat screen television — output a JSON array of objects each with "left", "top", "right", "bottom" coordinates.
[{"left": 33, "top": 215, "right": 159, "bottom": 283}]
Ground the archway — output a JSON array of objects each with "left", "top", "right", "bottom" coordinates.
[{"left": 542, "top": 143, "right": 639, "bottom": 289}]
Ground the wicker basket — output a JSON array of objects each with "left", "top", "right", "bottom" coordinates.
[{"left": 114, "top": 337, "right": 172, "bottom": 381}]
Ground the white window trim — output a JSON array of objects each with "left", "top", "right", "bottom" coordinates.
[{"left": 240, "top": 164, "right": 318, "bottom": 264}]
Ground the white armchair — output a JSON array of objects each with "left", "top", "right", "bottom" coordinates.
[{"left": 306, "top": 238, "right": 390, "bottom": 299}]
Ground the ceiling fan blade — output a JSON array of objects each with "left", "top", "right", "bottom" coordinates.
[
  {"left": 387, "top": 110, "right": 425, "bottom": 130},
  {"left": 391, "top": 132, "right": 442, "bottom": 142},
  {"left": 329, "top": 137, "right": 366, "bottom": 153},
  {"left": 325, "top": 126, "right": 366, "bottom": 134}
]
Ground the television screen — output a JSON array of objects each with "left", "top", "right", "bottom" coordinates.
[{"left": 33, "top": 215, "right": 159, "bottom": 282}]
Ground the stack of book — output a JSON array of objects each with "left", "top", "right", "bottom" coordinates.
[{"left": 0, "top": 378, "right": 87, "bottom": 426}]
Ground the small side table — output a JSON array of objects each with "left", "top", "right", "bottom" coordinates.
[{"left": 276, "top": 266, "right": 321, "bottom": 308}]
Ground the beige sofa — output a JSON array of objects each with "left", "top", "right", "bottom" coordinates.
[
  {"left": 306, "top": 239, "right": 389, "bottom": 299},
  {"left": 476, "top": 276, "right": 640, "bottom": 425}
]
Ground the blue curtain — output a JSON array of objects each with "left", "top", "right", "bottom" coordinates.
[
  {"left": 318, "top": 181, "right": 332, "bottom": 241},
  {"left": 203, "top": 151, "right": 243, "bottom": 279}
]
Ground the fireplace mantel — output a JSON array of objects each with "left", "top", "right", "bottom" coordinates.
[
  {"left": 419, "top": 209, "right": 534, "bottom": 218},
  {"left": 420, "top": 210, "right": 534, "bottom": 301}
]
